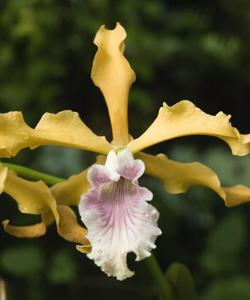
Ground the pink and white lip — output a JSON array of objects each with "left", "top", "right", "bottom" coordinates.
[{"left": 79, "top": 149, "right": 162, "bottom": 280}]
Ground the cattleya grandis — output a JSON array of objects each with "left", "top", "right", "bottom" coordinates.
[{"left": 0, "top": 23, "right": 250, "bottom": 280}]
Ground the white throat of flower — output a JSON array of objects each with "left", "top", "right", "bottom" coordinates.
[{"left": 79, "top": 149, "right": 161, "bottom": 280}]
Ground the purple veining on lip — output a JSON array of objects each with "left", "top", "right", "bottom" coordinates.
[{"left": 79, "top": 149, "right": 162, "bottom": 280}]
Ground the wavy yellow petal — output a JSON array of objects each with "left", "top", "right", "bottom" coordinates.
[
  {"left": 1, "top": 169, "right": 90, "bottom": 242},
  {"left": 0, "top": 164, "right": 8, "bottom": 193},
  {"left": 76, "top": 244, "right": 91, "bottom": 254},
  {"left": 3, "top": 169, "right": 59, "bottom": 222},
  {"left": 51, "top": 156, "right": 106, "bottom": 206},
  {"left": 2, "top": 219, "right": 46, "bottom": 238},
  {"left": 1, "top": 167, "right": 58, "bottom": 237},
  {"left": 32, "top": 110, "right": 112, "bottom": 154},
  {"left": 139, "top": 152, "right": 250, "bottom": 207},
  {"left": 0, "top": 112, "right": 32, "bottom": 158},
  {"left": 128, "top": 101, "right": 249, "bottom": 156},
  {"left": 0, "top": 111, "right": 112, "bottom": 158},
  {"left": 223, "top": 185, "right": 250, "bottom": 207},
  {"left": 51, "top": 168, "right": 89, "bottom": 206},
  {"left": 243, "top": 134, "right": 250, "bottom": 144},
  {"left": 57, "top": 205, "right": 88, "bottom": 244},
  {"left": 41, "top": 210, "right": 55, "bottom": 226},
  {"left": 137, "top": 152, "right": 225, "bottom": 197},
  {"left": 91, "top": 23, "right": 136, "bottom": 146}
]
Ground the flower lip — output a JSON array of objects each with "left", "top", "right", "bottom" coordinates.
[{"left": 79, "top": 149, "right": 161, "bottom": 280}]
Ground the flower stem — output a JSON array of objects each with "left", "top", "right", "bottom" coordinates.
[
  {"left": 1, "top": 162, "right": 173, "bottom": 298},
  {"left": 0, "top": 279, "right": 6, "bottom": 300},
  {"left": 2, "top": 162, "right": 65, "bottom": 185},
  {"left": 146, "top": 255, "right": 174, "bottom": 300}
]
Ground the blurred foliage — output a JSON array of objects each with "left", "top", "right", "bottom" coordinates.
[
  {"left": 0, "top": 0, "right": 250, "bottom": 299},
  {"left": 1, "top": 245, "right": 45, "bottom": 277},
  {"left": 200, "top": 211, "right": 247, "bottom": 274},
  {"left": 48, "top": 249, "right": 77, "bottom": 284},
  {"left": 201, "top": 277, "right": 250, "bottom": 300},
  {"left": 166, "top": 262, "right": 197, "bottom": 300}
]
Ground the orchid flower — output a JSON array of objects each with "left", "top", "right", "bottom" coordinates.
[{"left": 0, "top": 23, "right": 250, "bottom": 280}]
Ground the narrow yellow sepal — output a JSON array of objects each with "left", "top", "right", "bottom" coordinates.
[{"left": 91, "top": 23, "right": 135, "bottom": 146}]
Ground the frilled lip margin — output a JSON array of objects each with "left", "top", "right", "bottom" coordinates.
[{"left": 79, "top": 150, "right": 162, "bottom": 280}]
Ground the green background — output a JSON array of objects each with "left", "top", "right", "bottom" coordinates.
[{"left": 0, "top": 0, "right": 250, "bottom": 299}]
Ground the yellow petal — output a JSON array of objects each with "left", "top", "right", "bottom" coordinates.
[
  {"left": 32, "top": 110, "right": 112, "bottom": 154},
  {"left": 0, "top": 112, "right": 32, "bottom": 157},
  {"left": 57, "top": 205, "right": 88, "bottom": 245},
  {"left": 1, "top": 167, "right": 59, "bottom": 238},
  {"left": 243, "top": 134, "right": 250, "bottom": 144},
  {"left": 138, "top": 152, "right": 250, "bottom": 206},
  {"left": 51, "top": 168, "right": 89, "bottom": 206},
  {"left": 76, "top": 244, "right": 91, "bottom": 254},
  {"left": 128, "top": 101, "right": 249, "bottom": 156},
  {"left": 223, "top": 185, "right": 250, "bottom": 207},
  {"left": 91, "top": 23, "right": 136, "bottom": 146},
  {"left": 2, "top": 219, "right": 46, "bottom": 238},
  {"left": 41, "top": 201, "right": 89, "bottom": 245},
  {"left": 1, "top": 168, "right": 89, "bottom": 244},
  {"left": 51, "top": 156, "right": 106, "bottom": 206},
  {"left": 41, "top": 210, "right": 55, "bottom": 226},
  {"left": 3, "top": 170, "right": 59, "bottom": 222},
  {"left": 0, "top": 164, "right": 8, "bottom": 193},
  {"left": 137, "top": 152, "right": 225, "bottom": 198},
  {"left": 0, "top": 110, "right": 112, "bottom": 158}
]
